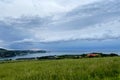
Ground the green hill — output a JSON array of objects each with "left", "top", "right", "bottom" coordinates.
[{"left": 0, "top": 48, "right": 46, "bottom": 58}]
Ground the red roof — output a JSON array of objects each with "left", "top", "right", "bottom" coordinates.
[{"left": 87, "top": 54, "right": 97, "bottom": 57}]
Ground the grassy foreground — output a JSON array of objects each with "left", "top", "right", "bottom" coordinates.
[{"left": 0, "top": 57, "right": 120, "bottom": 80}]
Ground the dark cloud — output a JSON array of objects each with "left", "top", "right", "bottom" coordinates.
[{"left": 0, "top": 20, "right": 31, "bottom": 42}]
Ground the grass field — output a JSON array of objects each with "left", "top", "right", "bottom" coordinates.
[{"left": 0, "top": 57, "right": 120, "bottom": 80}]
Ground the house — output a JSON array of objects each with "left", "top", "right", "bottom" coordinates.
[{"left": 87, "top": 53, "right": 99, "bottom": 57}]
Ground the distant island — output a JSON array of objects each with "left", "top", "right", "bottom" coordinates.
[{"left": 0, "top": 48, "right": 46, "bottom": 58}]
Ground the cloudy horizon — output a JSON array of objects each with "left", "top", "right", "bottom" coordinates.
[{"left": 0, "top": 0, "right": 120, "bottom": 51}]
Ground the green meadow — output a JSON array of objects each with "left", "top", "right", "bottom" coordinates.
[{"left": 0, "top": 57, "right": 120, "bottom": 80}]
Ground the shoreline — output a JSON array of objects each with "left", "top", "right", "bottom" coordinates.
[{"left": 0, "top": 52, "right": 119, "bottom": 61}]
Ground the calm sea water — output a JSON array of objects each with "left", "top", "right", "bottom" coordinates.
[{"left": 0, "top": 51, "right": 120, "bottom": 60}]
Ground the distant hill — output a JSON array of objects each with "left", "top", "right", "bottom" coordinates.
[
  {"left": 0, "top": 48, "right": 46, "bottom": 58},
  {"left": 0, "top": 48, "right": 7, "bottom": 51}
]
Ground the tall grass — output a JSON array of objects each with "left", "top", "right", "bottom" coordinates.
[{"left": 0, "top": 57, "right": 120, "bottom": 80}]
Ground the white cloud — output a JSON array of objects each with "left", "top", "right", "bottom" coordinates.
[
  {"left": 0, "top": 0, "right": 100, "bottom": 18},
  {"left": 28, "top": 19, "right": 120, "bottom": 42},
  {"left": 0, "top": 0, "right": 120, "bottom": 47}
]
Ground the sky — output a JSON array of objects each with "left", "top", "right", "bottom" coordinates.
[{"left": 0, "top": 0, "right": 120, "bottom": 51}]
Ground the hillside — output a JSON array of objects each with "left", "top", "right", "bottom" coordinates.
[
  {"left": 0, "top": 48, "right": 46, "bottom": 58},
  {"left": 0, "top": 57, "right": 119, "bottom": 80}
]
